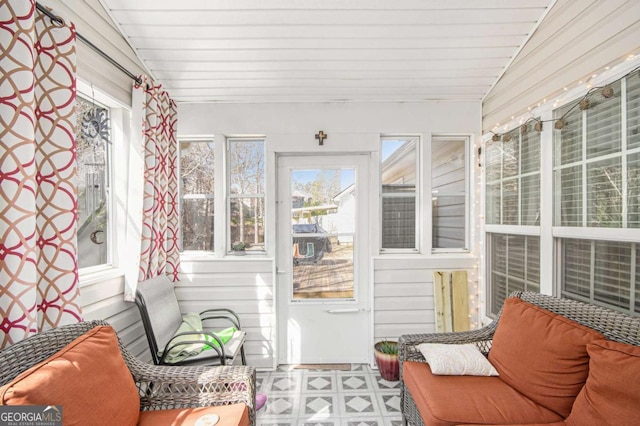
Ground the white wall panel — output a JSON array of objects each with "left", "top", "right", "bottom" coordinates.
[
  {"left": 372, "top": 257, "right": 477, "bottom": 344},
  {"left": 178, "top": 261, "right": 275, "bottom": 369},
  {"left": 483, "top": 0, "right": 640, "bottom": 131}
]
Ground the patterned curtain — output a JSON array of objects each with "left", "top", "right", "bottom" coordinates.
[
  {"left": 124, "top": 76, "right": 180, "bottom": 300},
  {"left": 0, "top": 1, "right": 82, "bottom": 348}
]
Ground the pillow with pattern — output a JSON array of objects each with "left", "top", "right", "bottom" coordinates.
[{"left": 417, "top": 343, "right": 499, "bottom": 376}]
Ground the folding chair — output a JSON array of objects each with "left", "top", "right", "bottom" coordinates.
[{"left": 135, "top": 275, "right": 247, "bottom": 366}]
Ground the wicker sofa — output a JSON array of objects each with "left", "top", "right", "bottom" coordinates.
[
  {"left": 399, "top": 291, "right": 640, "bottom": 426},
  {"left": 0, "top": 320, "right": 256, "bottom": 426}
]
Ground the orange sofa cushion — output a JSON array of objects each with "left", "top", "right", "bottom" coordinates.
[
  {"left": 488, "top": 298, "right": 604, "bottom": 418},
  {"left": 138, "top": 404, "right": 249, "bottom": 426},
  {"left": 0, "top": 326, "right": 140, "bottom": 426},
  {"left": 403, "top": 361, "right": 563, "bottom": 426},
  {"left": 565, "top": 339, "right": 640, "bottom": 426}
]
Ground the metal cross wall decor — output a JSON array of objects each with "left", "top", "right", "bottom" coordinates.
[{"left": 315, "top": 130, "right": 327, "bottom": 145}]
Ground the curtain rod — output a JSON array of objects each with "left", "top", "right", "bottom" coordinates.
[{"left": 35, "top": 2, "right": 143, "bottom": 86}]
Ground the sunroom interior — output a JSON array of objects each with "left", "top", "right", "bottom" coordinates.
[{"left": 2, "top": 0, "right": 640, "bottom": 381}]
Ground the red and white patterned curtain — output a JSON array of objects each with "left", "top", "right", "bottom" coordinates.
[
  {"left": 0, "top": 0, "right": 82, "bottom": 348},
  {"left": 124, "top": 76, "right": 180, "bottom": 300}
]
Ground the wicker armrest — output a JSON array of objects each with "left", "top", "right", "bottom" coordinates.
[
  {"left": 399, "top": 323, "right": 497, "bottom": 365},
  {"left": 122, "top": 352, "right": 256, "bottom": 424}
]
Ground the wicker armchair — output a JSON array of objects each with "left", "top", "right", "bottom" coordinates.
[
  {"left": 398, "top": 291, "right": 640, "bottom": 426},
  {"left": 0, "top": 320, "right": 257, "bottom": 426}
]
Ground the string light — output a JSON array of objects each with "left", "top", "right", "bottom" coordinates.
[
  {"left": 601, "top": 85, "right": 614, "bottom": 98},
  {"left": 579, "top": 98, "right": 590, "bottom": 110},
  {"left": 487, "top": 62, "right": 639, "bottom": 141}
]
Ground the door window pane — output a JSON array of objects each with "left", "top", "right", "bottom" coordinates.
[{"left": 291, "top": 168, "right": 354, "bottom": 300}]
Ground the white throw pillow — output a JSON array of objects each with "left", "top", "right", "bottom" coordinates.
[{"left": 417, "top": 343, "right": 499, "bottom": 376}]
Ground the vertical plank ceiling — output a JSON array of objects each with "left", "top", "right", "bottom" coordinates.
[{"left": 99, "top": 0, "right": 554, "bottom": 103}]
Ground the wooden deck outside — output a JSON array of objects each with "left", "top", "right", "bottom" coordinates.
[{"left": 292, "top": 241, "right": 354, "bottom": 299}]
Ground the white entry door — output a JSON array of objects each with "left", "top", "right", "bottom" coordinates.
[{"left": 277, "top": 154, "right": 370, "bottom": 364}]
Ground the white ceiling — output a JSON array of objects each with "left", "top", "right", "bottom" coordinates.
[{"left": 100, "top": 0, "right": 554, "bottom": 103}]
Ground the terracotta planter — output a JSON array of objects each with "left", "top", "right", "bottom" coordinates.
[{"left": 374, "top": 341, "right": 399, "bottom": 381}]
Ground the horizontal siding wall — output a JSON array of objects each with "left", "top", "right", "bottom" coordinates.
[
  {"left": 483, "top": 0, "right": 640, "bottom": 131},
  {"left": 178, "top": 258, "right": 275, "bottom": 369},
  {"left": 79, "top": 275, "right": 149, "bottom": 359},
  {"left": 373, "top": 256, "right": 477, "bottom": 342}
]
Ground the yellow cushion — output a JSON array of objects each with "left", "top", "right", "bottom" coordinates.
[{"left": 0, "top": 325, "right": 140, "bottom": 426}]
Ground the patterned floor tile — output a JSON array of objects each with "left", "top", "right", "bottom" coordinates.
[
  {"left": 375, "top": 392, "right": 401, "bottom": 415},
  {"left": 337, "top": 373, "right": 373, "bottom": 392},
  {"left": 371, "top": 375, "right": 401, "bottom": 391},
  {"left": 298, "top": 419, "right": 341, "bottom": 426},
  {"left": 382, "top": 418, "right": 404, "bottom": 426},
  {"left": 256, "top": 374, "right": 268, "bottom": 392},
  {"left": 266, "top": 373, "right": 303, "bottom": 394},
  {"left": 303, "top": 372, "right": 338, "bottom": 393},
  {"left": 349, "top": 364, "right": 369, "bottom": 372},
  {"left": 257, "top": 365, "right": 402, "bottom": 425},
  {"left": 257, "top": 421, "right": 297, "bottom": 426},
  {"left": 339, "top": 393, "right": 381, "bottom": 417},
  {"left": 301, "top": 394, "right": 339, "bottom": 417},
  {"left": 259, "top": 394, "right": 301, "bottom": 419},
  {"left": 341, "top": 418, "right": 384, "bottom": 426}
]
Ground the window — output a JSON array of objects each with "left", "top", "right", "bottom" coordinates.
[
  {"left": 380, "top": 136, "right": 418, "bottom": 251},
  {"left": 489, "top": 234, "right": 540, "bottom": 313},
  {"left": 485, "top": 123, "right": 541, "bottom": 314},
  {"left": 432, "top": 136, "right": 468, "bottom": 251},
  {"left": 228, "top": 138, "right": 265, "bottom": 252},
  {"left": 486, "top": 125, "right": 541, "bottom": 226},
  {"left": 76, "top": 95, "right": 111, "bottom": 269},
  {"left": 554, "top": 77, "right": 640, "bottom": 315},
  {"left": 180, "top": 139, "right": 215, "bottom": 251}
]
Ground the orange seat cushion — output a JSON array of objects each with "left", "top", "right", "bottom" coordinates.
[
  {"left": 565, "top": 339, "right": 640, "bottom": 426},
  {"left": 488, "top": 298, "right": 604, "bottom": 418},
  {"left": 138, "top": 404, "right": 249, "bottom": 426},
  {"left": 403, "top": 361, "right": 563, "bottom": 426},
  {"left": 0, "top": 326, "right": 140, "bottom": 426}
]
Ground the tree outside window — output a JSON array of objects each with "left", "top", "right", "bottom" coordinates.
[{"left": 228, "top": 138, "right": 265, "bottom": 252}]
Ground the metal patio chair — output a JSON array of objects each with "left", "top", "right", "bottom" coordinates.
[{"left": 135, "top": 275, "right": 247, "bottom": 366}]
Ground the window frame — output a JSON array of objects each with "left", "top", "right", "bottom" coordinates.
[
  {"left": 484, "top": 122, "right": 542, "bottom": 315},
  {"left": 551, "top": 75, "right": 640, "bottom": 316},
  {"left": 431, "top": 135, "right": 470, "bottom": 253},
  {"left": 379, "top": 135, "right": 420, "bottom": 253},
  {"left": 226, "top": 136, "right": 266, "bottom": 254},
  {"left": 178, "top": 137, "right": 216, "bottom": 253},
  {"left": 75, "top": 81, "right": 120, "bottom": 277}
]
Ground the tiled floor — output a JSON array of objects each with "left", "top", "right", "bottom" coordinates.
[{"left": 256, "top": 364, "right": 403, "bottom": 426}]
